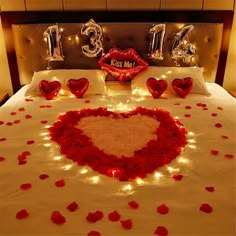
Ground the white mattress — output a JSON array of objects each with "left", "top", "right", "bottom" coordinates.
[{"left": 0, "top": 83, "right": 235, "bottom": 236}]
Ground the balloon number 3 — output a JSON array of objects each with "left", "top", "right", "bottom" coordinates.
[{"left": 81, "top": 19, "right": 104, "bottom": 58}]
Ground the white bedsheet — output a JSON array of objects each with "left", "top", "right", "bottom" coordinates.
[{"left": 0, "top": 83, "right": 235, "bottom": 236}]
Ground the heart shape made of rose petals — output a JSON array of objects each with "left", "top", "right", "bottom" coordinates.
[
  {"left": 39, "top": 80, "right": 61, "bottom": 100},
  {"left": 172, "top": 77, "right": 193, "bottom": 98},
  {"left": 67, "top": 78, "right": 89, "bottom": 98},
  {"left": 49, "top": 107, "right": 187, "bottom": 181},
  {"left": 146, "top": 78, "right": 168, "bottom": 98}
]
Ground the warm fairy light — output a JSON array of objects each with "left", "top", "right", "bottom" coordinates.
[
  {"left": 167, "top": 166, "right": 180, "bottom": 173},
  {"left": 62, "top": 164, "right": 73, "bottom": 170},
  {"left": 43, "top": 136, "right": 50, "bottom": 141},
  {"left": 68, "top": 37, "right": 72, "bottom": 41},
  {"left": 43, "top": 143, "right": 52, "bottom": 147},
  {"left": 53, "top": 155, "right": 63, "bottom": 161},
  {"left": 44, "top": 125, "right": 51, "bottom": 129},
  {"left": 121, "top": 183, "right": 133, "bottom": 192},
  {"left": 43, "top": 36, "right": 47, "bottom": 43},
  {"left": 188, "top": 131, "right": 195, "bottom": 136},
  {"left": 167, "top": 70, "right": 172, "bottom": 74},
  {"left": 161, "top": 74, "right": 167, "bottom": 79},
  {"left": 153, "top": 171, "right": 163, "bottom": 179},
  {"left": 60, "top": 27, "right": 64, "bottom": 32},
  {"left": 188, "top": 144, "right": 197, "bottom": 149},
  {"left": 174, "top": 116, "right": 179, "bottom": 120},
  {"left": 178, "top": 157, "right": 189, "bottom": 164},
  {"left": 89, "top": 176, "right": 100, "bottom": 184},
  {"left": 135, "top": 178, "right": 145, "bottom": 186},
  {"left": 188, "top": 138, "right": 196, "bottom": 144},
  {"left": 40, "top": 131, "right": 49, "bottom": 136},
  {"left": 80, "top": 167, "right": 89, "bottom": 174}
]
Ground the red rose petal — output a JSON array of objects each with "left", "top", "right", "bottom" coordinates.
[
  {"left": 200, "top": 203, "right": 213, "bottom": 213},
  {"left": 10, "top": 112, "right": 17, "bottom": 115},
  {"left": 154, "top": 226, "right": 168, "bottom": 236},
  {"left": 0, "top": 138, "right": 6, "bottom": 142},
  {"left": 85, "top": 100, "right": 90, "bottom": 103},
  {"left": 20, "top": 183, "right": 32, "bottom": 190},
  {"left": 157, "top": 204, "right": 169, "bottom": 215},
  {"left": 13, "top": 120, "right": 21, "bottom": 124},
  {"left": 18, "top": 107, "right": 25, "bottom": 111},
  {"left": 0, "top": 156, "right": 6, "bottom": 162},
  {"left": 39, "top": 174, "right": 49, "bottom": 180},
  {"left": 16, "top": 209, "right": 29, "bottom": 219},
  {"left": 217, "top": 106, "right": 223, "bottom": 110},
  {"left": 128, "top": 200, "right": 139, "bottom": 209},
  {"left": 40, "top": 105, "right": 45, "bottom": 108},
  {"left": 67, "top": 201, "right": 79, "bottom": 212},
  {"left": 51, "top": 211, "right": 66, "bottom": 224},
  {"left": 184, "top": 114, "right": 191, "bottom": 118},
  {"left": 87, "top": 231, "right": 101, "bottom": 236},
  {"left": 0, "top": 121, "right": 4, "bottom": 125},
  {"left": 108, "top": 210, "right": 121, "bottom": 222},
  {"left": 46, "top": 105, "right": 52, "bottom": 108},
  {"left": 172, "top": 174, "right": 183, "bottom": 181},
  {"left": 25, "top": 98, "right": 33, "bottom": 102},
  {"left": 185, "top": 105, "right": 192, "bottom": 109},
  {"left": 211, "top": 150, "right": 219, "bottom": 156},
  {"left": 41, "top": 120, "right": 48, "bottom": 124},
  {"left": 211, "top": 113, "right": 217, "bottom": 117},
  {"left": 6, "top": 122, "right": 13, "bottom": 126},
  {"left": 221, "top": 135, "right": 229, "bottom": 139},
  {"left": 18, "top": 160, "right": 27, "bottom": 165},
  {"left": 121, "top": 219, "right": 133, "bottom": 230},
  {"left": 25, "top": 114, "right": 32, "bottom": 119},
  {"left": 215, "top": 123, "right": 222, "bottom": 128},
  {"left": 26, "top": 140, "right": 35, "bottom": 145},
  {"left": 224, "top": 154, "right": 234, "bottom": 159},
  {"left": 86, "top": 211, "right": 104, "bottom": 223},
  {"left": 55, "top": 179, "right": 65, "bottom": 187},
  {"left": 205, "top": 186, "right": 214, "bottom": 192}
]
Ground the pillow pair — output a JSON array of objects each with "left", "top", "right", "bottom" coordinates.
[
  {"left": 131, "top": 66, "right": 211, "bottom": 97},
  {"left": 25, "top": 69, "right": 107, "bottom": 99},
  {"left": 39, "top": 78, "right": 89, "bottom": 100}
]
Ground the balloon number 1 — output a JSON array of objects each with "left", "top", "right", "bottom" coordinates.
[
  {"left": 148, "top": 23, "right": 166, "bottom": 60},
  {"left": 171, "top": 24, "right": 196, "bottom": 64},
  {"left": 44, "top": 25, "right": 64, "bottom": 61},
  {"left": 81, "top": 19, "right": 104, "bottom": 58}
]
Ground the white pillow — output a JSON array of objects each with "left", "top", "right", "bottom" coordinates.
[
  {"left": 25, "top": 69, "right": 107, "bottom": 97},
  {"left": 131, "top": 66, "right": 211, "bottom": 96}
]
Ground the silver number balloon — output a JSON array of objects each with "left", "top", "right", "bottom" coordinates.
[
  {"left": 81, "top": 19, "right": 104, "bottom": 58},
  {"left": 44, "top": 25, "right": 64, "bottom": 61},
  {"left": 148, "top": 23, "right": 166, "bottom": 60},
  {"left": 171, "top": 24, "right": 196, "bottom": 64}
]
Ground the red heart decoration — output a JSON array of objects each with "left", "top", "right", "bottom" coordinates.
[
  {"left": 146, "top": 78, "right": 168, "bottom": 98},
  {"left": 172, "top": 77, "right": 193, "bottom": 98},
  {"left": 67, "top": 78, "right": 89, "bottom": 98},
  {"left": 39, "top": 80, "right": 61, "bottom": 100},
  {"left": 49, "top": 107, "right": 187, "bottom": 181}
]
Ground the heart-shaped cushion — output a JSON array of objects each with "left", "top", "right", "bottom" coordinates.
[
  {"left": 146, "top": 78, "right": 168, "bottom": 98},
  {"left": 49, "top": 107, "right": 187, "bottom": 181},
  {"left": 171, "top": 77, "right": 193, "bottom": 98},
  {"left": 39, "top": 80, "right": 61, "bottom": 100},
  {"left": 67, "top": 78, "right": 89, "bottom": 98}
]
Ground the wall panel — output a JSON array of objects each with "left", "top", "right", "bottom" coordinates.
[
  {"left": 203, "top": 0, "right": 235, "bottom": 10},
  {"left": 107, "top": 0, "right": 160, "bottom": 10},
  {"left": 63, "top": 0, "right": 106, "bottom": 10},
  {"left": 25, "top": 0, "right": 63, "bottom": 11},
  {"left": 0, "top": 0, "right": 25, "bottom": 11},
  {"left": 160, "top": 0, "right": 202, "bottom": 10}
]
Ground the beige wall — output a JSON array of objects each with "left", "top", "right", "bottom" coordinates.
[{"left": 0, "top": 0, "right": 235, "bottom": 95}]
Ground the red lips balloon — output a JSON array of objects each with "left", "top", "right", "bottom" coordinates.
[
  {"left": 146, "top": 78, "right": 168, "bottom": 98},
  {"left": 171, "top": 77, "right": 193, "bottom": 98},
  {"left": 67, "top": 78, "right": 89, "bottom": 98},
  {"left": 39, "top": 80, "right": 61, "bottom": 100},
  {"left": 98, "top": 47, "right": 148, "bottom": 84}
]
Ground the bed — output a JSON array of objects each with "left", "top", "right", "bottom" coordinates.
[{"left": 0, "top": 11, "right": 235, "bottom": 236}]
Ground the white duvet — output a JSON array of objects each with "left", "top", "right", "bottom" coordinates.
[{"left": 0, "top": 83, "right": 235, "bottom": 236}]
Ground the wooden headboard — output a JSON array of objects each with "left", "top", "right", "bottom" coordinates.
[{"left": 1, "top": 11, "right": 234, "bottom": 93}]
